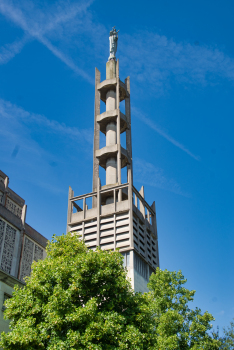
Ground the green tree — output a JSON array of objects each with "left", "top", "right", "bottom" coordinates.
[
  {"left": 0, "top": 233, "right": 221, "bottom": 349},
  {"left": 222, "top": 319, "right": 234, "bottom": 349},
  {"left": 0, "top": 233, "right": 154, "bottom": 350},
  {"left": 147, "top": 269, "right": 221, "bottom": 349},
  {"left": 214, "top": 319, "right": 234, "bottom": 349}
]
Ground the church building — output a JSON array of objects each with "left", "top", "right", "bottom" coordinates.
[{"left": 0, "top": 170, "right": 47, "bottom": 335}]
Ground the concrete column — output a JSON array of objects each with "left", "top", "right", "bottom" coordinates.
[
  {"left": 106, "top": 89, "right": 117, "bottom": 186},
  {"left": 106, "top": 121, "right": 116, "bottom": 146},
  {"left": 92, "top": 68, "right": 101, "bottom": 207},
  {"left": 106, "top": 158, "right": 117, "bottom": 185},
  {"left": 106, "top": 59, "right": 116, "bottom": 79},
  {"left": 106, "top": 92, "right": 117, "bottom": 187},
  {"left": 106, "top": 90, "right": 116, "bottom": 111},
  {"left": 105, "top": 60, "right": 117, "bottom": 205}
]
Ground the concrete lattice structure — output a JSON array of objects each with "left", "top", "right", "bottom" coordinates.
[
  {"left": 67, "top": 45, "right": 159, "bottom": 292},
  {"left": 0, "top": 170, "right": 47, "bottom": 335}
]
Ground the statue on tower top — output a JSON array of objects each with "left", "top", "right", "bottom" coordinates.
[{"left": 109, "top": 27, "right": 119, "bottom": 61}]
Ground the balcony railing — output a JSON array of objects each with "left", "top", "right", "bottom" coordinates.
[{"left": 68, "top": 182, "right": 155, "bottom": 228}]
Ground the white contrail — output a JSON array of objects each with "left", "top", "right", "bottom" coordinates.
[
  {"left": 133, "top": 107, "right": 200, "bottom": 161},
  {"left": 0, "top": 34, "right": 30, "bottom": 65},
  {"left": 0, "top": 0, "right": 93, "bottom": 83}
]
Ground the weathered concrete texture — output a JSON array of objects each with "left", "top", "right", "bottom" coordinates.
[
  {"left": 0, "top": 205, "right": 22, "bottom": 231},
  {"left": 106, "top": 158, "right": 117, "bottom": 186},
  {"left": 0, "top": 170, "right": 47, "bottom": 289},
  {"left": 67, "top": 54, "right": 160, "bottom": 294},
  {"left": 97, "top": 109, "right": 128, "bottom": 135},
  {"left": 67, "top": 186, "right": 74, "bottom": 233},
  {"left": 10, "top": 229, "right": 21, "bottom": 278},
  {"left": 6, "top": 188, "right": 25, "bottom": 208},
  {"left": 0, "top": 170, "right": 7, "bottom": 181},
  {"left": 106, "top": 90, "right": 116, "bottom": 111},
  {"left": 24, "top": 223, "right": 47, "bottom": 249},
  {"left": 125, "top": 76, "right": 133, "bottom": 181},
  {"left": 92, "top": 68, "right": 101, "bottom": 200},
  {"left": 105, "top": 63, "right": 118, "bottom": 193},
  {"left": 125, "top": 250, "right": 134, "bottom": 290},
  {"left": 106, "top": 59, "right": 116, "bottom": 79},
  {"left": 106, "top": 122, "right": 117, "bottom": 146},
  {"left": 122, "top": 251, "right": 150, "bottom": 293},
  {"left": 116, "top": 60, "right": 121, "bottom": 189}
]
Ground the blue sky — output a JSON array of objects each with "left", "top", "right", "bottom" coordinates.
[{"left": 0, "top": 0, "right": 233, "bottom": 333}]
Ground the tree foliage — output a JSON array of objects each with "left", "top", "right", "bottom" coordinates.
[
  {"left": 0, "top": 233, "right": 221, "bottom": 349},
  {"left": 0, "top": 233, "right": 153, "bottom": 349},
  {"left": 148, "top": 269, "right": 220, "bottom": 349},
  {"left": 213, "top": 319, "right": 234, "bottom": 349}
]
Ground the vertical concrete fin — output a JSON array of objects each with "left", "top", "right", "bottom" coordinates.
[
  {"left": 21, "top": 204, "right": 27, "bottom": 226},
  {"left": 139, "top": 186, "right": 145, "bottom": 216},
  {"left": 151, "top": 200, "right": 159, "bottom": 268},
  {"left": 151, "top": 201, "right": 157, "bottom": 233},
  {"left": 116, "top": 59, "right": 121, "bottom": 193},
  {"left": 83, "top": 198, "right": 86, "bottom": 220},
  {"left": 139, "top": 186, "right": 144, "bottom": 198},
  {"left": 116, "top": 59, "right": 122, "bottom": 200},
  {"left": 125, "top": 76, "right": 133, "bottom": 184},
  {"left": 67, "top": 186, "right": 73, "bottom": 233},
  {"left": 128, "top": 167, "right": 133, "bottom": 248},
  {"left": 96, "top": 177, "right": 101, "bottom": 246},
  {"left": 4, "top": 176, "right": 9, "bottom": 188},
  {"left": 92, "top": 68, "right": 101, "bottom": 207}
]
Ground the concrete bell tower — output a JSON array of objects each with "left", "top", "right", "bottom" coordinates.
[{"left": 67, "top": 28, "right": 159, "bottom": 292}]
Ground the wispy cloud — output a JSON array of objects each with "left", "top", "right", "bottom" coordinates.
[
  {"left": 39, "top": 36, "right": 93, "bottom": 83},
  {"left": 218, "top": 310, "right": 225, "bottom": 316},
  {"left": 133, "top": 107, "right": 200, "bottom": 161},
  {"left": 134, "top": 158, "right": 190, "bottom": 197},
  {"left": 0, "top": 34, "right": 30, "bottom": 65},
  {"left": 0, "top": 97, "right": 92, "bottom": 193},
  {"left": 0, "top": 98, "right": 92, "bottom": 144},
  {"left": 0, "top": 0, "right": 94, "bottom": 83},
  {"left": 0, "top": 110, "right": 62, "bottom": 194},
  {"left": 120, "top": 32, "right": 234, "bottom": 92},
  {"left": 1, "top": 1, "right": 234, "bottom": 92}
]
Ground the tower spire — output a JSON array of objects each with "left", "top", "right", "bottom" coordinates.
[
  {"left": 67, "top": 29, "right": 159, "bottom": 293},
  {"left": 93, "top": 28, "right": 131, "bottom": 204}
]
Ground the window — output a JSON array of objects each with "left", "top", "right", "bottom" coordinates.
[
  {"left": 121, "top": 251, "right": 130, "bottom": 268},
  {"left": 134, "top": 253, "right": 148, "bottom": 280},
  {"left": 2, "top": 293, "right": 11, "bottom": 311}
]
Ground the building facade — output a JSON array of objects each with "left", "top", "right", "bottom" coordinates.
[
  {"left": 67, "top": 29, "right": 159, "bottom": 293},
  {"left": 0, "top": 170, "right": 47, "bottom": 334}
]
